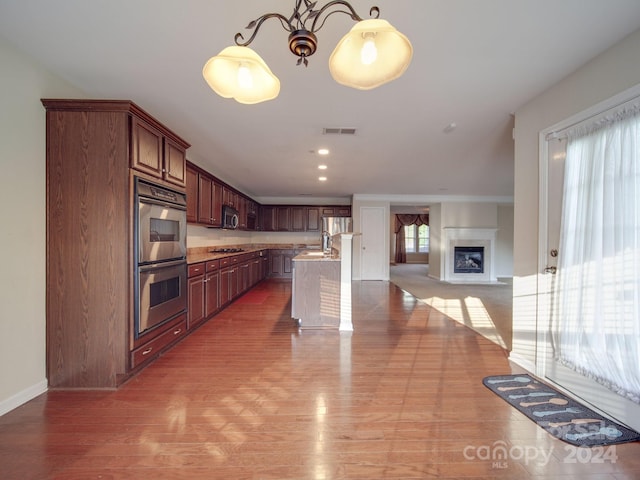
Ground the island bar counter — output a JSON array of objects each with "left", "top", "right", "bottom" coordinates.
[{"left": 291, "top": 251, "right": 341, "bottom": 329}]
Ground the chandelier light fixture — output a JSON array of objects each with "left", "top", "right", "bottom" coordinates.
[{"left": 202, "top": 0, "right": 413, "bottom": 104}]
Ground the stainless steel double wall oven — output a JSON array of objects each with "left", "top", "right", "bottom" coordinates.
[{"left": 134, "top": 177, "right": 187, "bottom": 339}]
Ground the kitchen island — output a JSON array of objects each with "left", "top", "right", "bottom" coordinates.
[{"left": 291, "top": 250, "right": 341, "bottom": 329}]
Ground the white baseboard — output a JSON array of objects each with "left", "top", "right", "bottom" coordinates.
[
  {"left": 508, "top": 352, "right": 537, "bottom": 374},
  {"left": 0, "top": 379, "right": 48, "bottom": 416}
]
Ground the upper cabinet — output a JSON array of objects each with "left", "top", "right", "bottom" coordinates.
[
  {"left": 222, "top": 186, "right": 238, "bottom": 208},
  {"left": 197, "top": 173, "right": 222, "bottom": 227},
  {"left": 164, "top": 138, "right": 187, "bottom": 187},
  {"left": 321, "top": 206, "right": 351, "bottom": 217},
  {"left": 259, "top": 205, "right": 351, "bottom": 232},
  {"left": 290, "top": 207, "right": 306, "bottom": 232},
  {"left": 306, "top": 207, "right": 321, "bottom": 232},
  {"left": 186, "top": 165, "right": 198, "bottom": 223},
  {"left": 131, "top": 116, "right": 188, "bottom": 188},
  {"left": 185, "top": 162, "right": 352, "bottom": 232},
  {"left": 186, "top": 162, "right": 223, "bottom": 227}
]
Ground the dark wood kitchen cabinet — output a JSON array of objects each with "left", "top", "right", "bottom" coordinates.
[
  {"left": 321, "top": 206, "right": 351, "bottom": 217},
  {"left": 306, "top": 207, "right": 321, "bottom": 232},
  {"left": 276, "top": 207, "right": 291, "bottom": 231},
  {"left": 42, "top": 99, "right": 190, "bottom": 389},
  {"left": 220, "top": 265, "right": 239, "bottom": 306},
  {"left": 222, "top": 186, "right": 238, "bottom": 208},
  {"left": 131, "top": 116, "right": 187, "bottom": 188},
  {"left": 261, "top": 206, "right": 276, "bottom": 231},
  {"left": 187, "top": 263, "right": 206, "bottom": 328},
  {"left": 259, "top": 205, "right": 350, "bottom": 232},
  {"left": 187, "top": 259, "right": 221, "bottom": 329},
  {"left": 186, "top": 165, "right": 198, "bottom": 223},
  {"left": 204, "top": 260, "right": 221, "bottom": 318},
  {"left": 290, "top": 207, "right": 306, "bottom": 231},
  {"left": 197, "top": 173, "right": 223, "bottom": 226},
  {"left": 269, "top": 249, "right": 297, "bottom": 278}
]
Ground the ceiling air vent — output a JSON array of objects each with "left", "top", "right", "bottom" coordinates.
[{"left": 323, "top": 127, "right": 356, "bottom": 135}]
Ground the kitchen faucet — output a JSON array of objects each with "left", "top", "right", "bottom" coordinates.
[{"left": 322, "top": 230, "right": 332, "bottom": 254}]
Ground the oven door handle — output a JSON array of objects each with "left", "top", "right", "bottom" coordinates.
[
  {"left": 139, "top": 197, "right": 187, "bottom": 211},
  {"left": 139, "top": 259, "right": 186, "bottom": 272}
]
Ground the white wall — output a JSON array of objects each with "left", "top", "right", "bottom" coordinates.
[
  {"left": 441, "top": 202, "right": 497, "bottom": 228},
  {"left": 0, "top": 36, "right": 87, "bottom": 414},
  {"left": 428, "top": 204, "right": 442, "bottom": 279},
  {"left": 496, "top": 204, "right": 514, "bottom": 278},
  {"left": 512, "top": 28, "right": 640, "bottom": 370}
]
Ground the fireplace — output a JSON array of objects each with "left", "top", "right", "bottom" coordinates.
[
  {"left": 454, "top": 246, "right": 484, "bottom": 274},
  {"left": 442, "top": 227, "right": 498, "bottom": 283}
]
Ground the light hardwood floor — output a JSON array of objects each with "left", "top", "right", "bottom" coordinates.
[{"left": 1, "top": 279, "right": 639, "bottom": 479}]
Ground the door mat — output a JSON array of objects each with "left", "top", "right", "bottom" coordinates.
[{"left": 483, "top": 374, "right": 640, "bottom": 447}]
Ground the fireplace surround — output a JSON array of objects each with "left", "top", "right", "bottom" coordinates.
[{"left": 443, "top": 227, "right": 498, "bottom": 283}]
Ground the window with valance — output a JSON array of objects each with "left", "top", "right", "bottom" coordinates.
[{"left": 394, "top": 214, "right": 429, "bottom": 264}]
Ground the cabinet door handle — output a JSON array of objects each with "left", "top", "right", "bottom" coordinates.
[{"left": 142, "top": 347, "right": 153, "bottom": 356}]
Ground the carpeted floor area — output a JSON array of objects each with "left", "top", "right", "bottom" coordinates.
[{"left": 389, "top": 263, "right": 513, "bottom": 350}]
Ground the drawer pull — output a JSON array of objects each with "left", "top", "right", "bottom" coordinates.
[
  {"left": 173, "top": 328, "right": 182, "bottom": 335},
  {"left": 142, "top": 347, "right": 153, "bottom": 356}
]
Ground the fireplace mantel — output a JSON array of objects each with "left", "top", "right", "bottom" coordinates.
[{"left": 442, "top": 227, "right": 498, "bottom": 283}]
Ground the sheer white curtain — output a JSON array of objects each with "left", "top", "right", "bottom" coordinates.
[{"left": 552, "top": 102, "right": 640, "bottom": 404}]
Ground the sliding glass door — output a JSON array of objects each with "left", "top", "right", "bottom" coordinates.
[{"left": 538, "top": 90, "right": 640, "bottom": 432}]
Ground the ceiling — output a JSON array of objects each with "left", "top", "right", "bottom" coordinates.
[{"left": 2, "top": 1, "right": 640, "bottom": 203}]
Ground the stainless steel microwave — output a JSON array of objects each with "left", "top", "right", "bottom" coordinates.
[{"left": 222, "top": 205, "right": 239, "bottom": 229}]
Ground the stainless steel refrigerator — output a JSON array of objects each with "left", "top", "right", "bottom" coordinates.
[{"left": 322, "top": 216, "right": 352, "bottom": 252}]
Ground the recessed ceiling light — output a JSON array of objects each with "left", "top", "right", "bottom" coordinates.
[
  {"left": 318, "top": 148, "right": 330, "bottom": 155},
  {"left": 318, "top": 164, "right": 328, "bottom": 170},
  {"left": 319, "top": 176, "right": 327, "bottom": 182}
]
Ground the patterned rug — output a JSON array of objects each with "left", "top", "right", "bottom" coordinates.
[{"left": 483, "top": 374, "right": 640, "bottom": 447}]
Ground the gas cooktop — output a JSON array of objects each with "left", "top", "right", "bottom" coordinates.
[{"left": 210, "top": 248, "right": 244, "bottom": 253}]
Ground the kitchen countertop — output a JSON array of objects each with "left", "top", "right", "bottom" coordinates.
[
  {"left": 292, "top": 250, "right": 340, "bottom": 262},
  {"left": 186, "top": 244, "right": 321, "bottom": 265}
]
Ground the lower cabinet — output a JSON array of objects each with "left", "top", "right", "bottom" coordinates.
[
  {"left": 130, "top": 314, "right": 188, "bottom": 369},
  {"left": 204, "top": 266, "right": 220, "bottom": 318},
  {"left": 188, "top": 251, "right": 269, "bottom": 328},
  {"left": 187, "top": 263, "right": 205, "bottom": 328},
  {"left": 220, "top": 265, "right": 239, "bottom": 306},
  {"left": 269, "top": 249, "right": 299, "bottom": 278},
  {"left": 188, "top": 260, "right": 222, "bottom": 329}
]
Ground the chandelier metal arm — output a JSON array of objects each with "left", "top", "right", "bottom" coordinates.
[
  {"left": 233, "top": 1, "right": 381, "bottom": 49},
  {"left": 309, "top": 2, "right": 380, "bottom": 33},
  {"left": 234, "top": 13, "right": 293, "bottom": 47}
]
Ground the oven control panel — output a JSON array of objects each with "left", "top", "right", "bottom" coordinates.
[{"left": 136, "top": 178, "right": 187, "bottom": 208}]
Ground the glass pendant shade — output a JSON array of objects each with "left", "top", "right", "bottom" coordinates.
[
  {"left": 202, "top": 46, "right": 280, "bottom": 104},
  {"left": 329, "top": 19, "right": 413, "bottom": 90}
]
